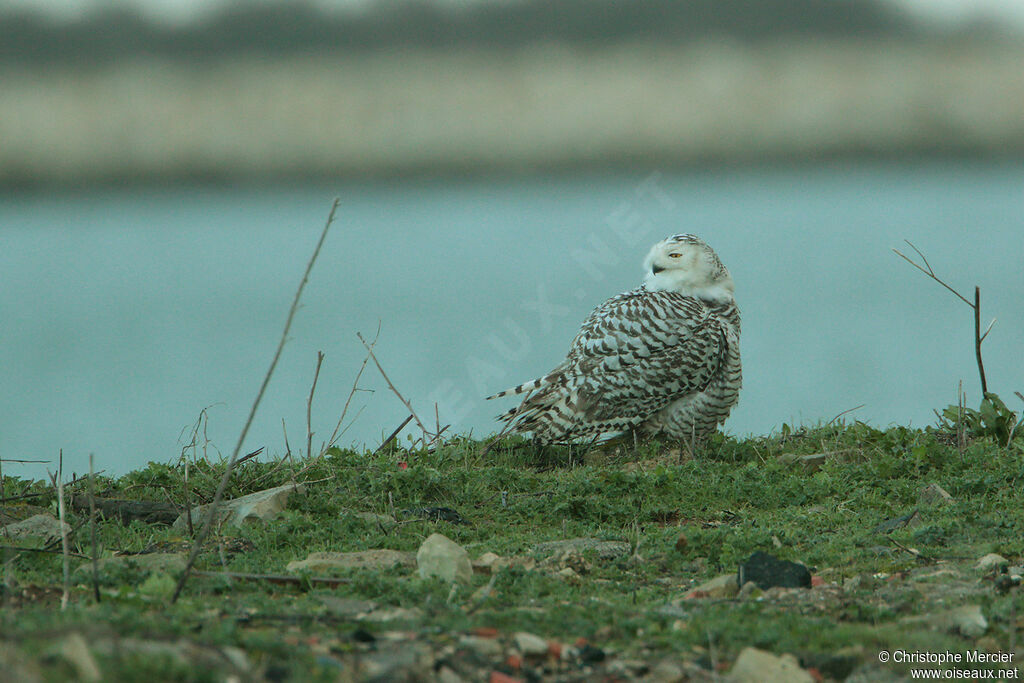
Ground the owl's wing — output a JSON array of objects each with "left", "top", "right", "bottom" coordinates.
[{"left": 564, "top": 288, "right": 729, "bottom": 423}]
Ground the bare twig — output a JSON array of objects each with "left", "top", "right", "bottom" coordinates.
[
  {"left": 306, "top": 351, "right": 325, "bottom": 459},
  {"left": 172, "top": 198, "right": 340, "bottom": 604},
  {"left": 887, "top": 535, "right": 934, "bottom": 563},
  {"left": 183, "top": 454, "right": 193, "bottom": 536},
  {"left": 357, "top": 331, "right": 434, "bottom": 445},
  {"left": 54, "top": 450, "right": 70, "bottom": 610},
  {"left": 0, "top": 458, "right": 50, "bottom": 464},
  {"left": 893, "top": 241, "right": 993, "bottom": 396},
  {"left": 325, "top": 324, "right": 380, "bottom": 454},
  {"left": 827, "top": 404, "right": 865, "bottom": 426},
  {"left": 892, "top": 242, "right": 973, "bottom": 307},
  {"left": 374, "top": 415, "right": 414, "bottom": 455},
  {"left": 974, "top": 287, "right": 988, "bottom": 395},
  {"left": 235, "top": 447, "right": 265, "bottom": 466},
  {"left": 89, "top": 454, "right": 100, "bottom": 603}
]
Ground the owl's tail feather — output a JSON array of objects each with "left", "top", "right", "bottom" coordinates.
[{"left": 485, "top": 363, "right": 568, "bottom": 401}]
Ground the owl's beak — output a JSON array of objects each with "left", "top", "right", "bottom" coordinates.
[{"left": 651, "top": 264, "right": 665, "bottom": 274}]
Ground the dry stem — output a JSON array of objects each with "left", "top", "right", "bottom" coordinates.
[
  {"left": 893, "top": 240, "right": 992, "bottom": 396},
  {"left": 357, "top": 331, "right": 436, "bottom": 447},
  {"left": 306, "top": 351, "right": 325, "bottom": 459},
  {"left": 171, "top": 197, "right": 340, "bottom": 604}
]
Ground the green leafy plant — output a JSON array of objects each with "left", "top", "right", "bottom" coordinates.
[{"left": 937, "top": 392, "right": 1019, "bottom": 446}]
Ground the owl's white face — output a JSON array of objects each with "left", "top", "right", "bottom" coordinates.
[{"left": 642, "top": 235, "right": 734, "bottom": 303}]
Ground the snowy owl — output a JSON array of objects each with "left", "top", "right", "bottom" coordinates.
[{"left": 488, "top": 234, "right": 741, "bottom": 445}]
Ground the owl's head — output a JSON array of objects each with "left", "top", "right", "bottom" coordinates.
[{"left": 642, "top": 234, "right": 734, "bottom": 303}]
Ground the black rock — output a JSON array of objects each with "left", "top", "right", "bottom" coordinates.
[
  {"left": 578, "top": 644, "right": 606, "bottom": 663},
  {"left": 738, "top": 551, "right": 811, "bottom": 589}
]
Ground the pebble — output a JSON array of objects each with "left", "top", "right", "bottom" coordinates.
[
  {"left": 950, "top": 604, "right": 988, "bottom": 638},
  {"left": 975, "top": 553, "right": 1009, "bottom": 572},
  {"left": 737, "top": 551, "right": 811, "bottom": 589},
  {"left": 417, "top": 533, "right": 473, "bottom": 584},
  {"left": 688, "top": 573, "right": 739, "bottom": 599},
  {"left": 512, "top": 632, "right": 548, "bottom": 657},
  {"left": 459, "top": 636, "right": 502, "bottom": 658},
  {"left": 728, "top": 647, "right": 814, "bottom": 683}
]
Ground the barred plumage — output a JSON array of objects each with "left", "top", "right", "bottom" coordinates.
[{"left": 488, "top": 234, "right": 741, "bottom": 445}]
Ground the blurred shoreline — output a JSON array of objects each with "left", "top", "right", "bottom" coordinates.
[{"left": 2, "top": 40, "right": 1024, "bottom": 187}]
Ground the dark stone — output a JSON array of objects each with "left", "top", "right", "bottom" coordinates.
[
  {"left": 351, "top": 628, "right": 376, "bottom": 643},
  {"left": 738, "top": 551, "right": 811, "bottom": 589},
  {"left": 578, "top": 644, "right": 606, "bottom": 663}
]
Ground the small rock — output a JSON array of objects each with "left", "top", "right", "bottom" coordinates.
[
  {"left": 727, "top": 647, "right": 813, "bottom": 683},
  {"left": 361, "top": 606, "right": 423, "bottom": 622},
  {"left": 1, "top": 513, "right": 71, "bottom": 543},
  {"left": 578, "top": 643, "right": 606, "bottom": 663},
  {"left": 646, "top": 660, "right": 685, "bottom": 682},
  {"left": 173, "top": 482, "right": 305, "bottom": 531},
  {"left": 531, "top": 537, "right": 630, "bottom": 560},
  {"left": 780, "top": 452, "right": 828, "bottom": 472},
  {"left": 513, "top": 631, "right": 548, "bottom": 657},
  {"left": 688, "top": 573, "right": 739, "bottom": 599},
  {"left": 287, "top": 549, "right": 415, "bottom": 573},
  {"left": 317, "top": 596, "right": 378, "bottom": 617},
  {"left": 459, "top": 635, "right": 503, "bottom": 658},
  {"left": 438, "top": 666, "right": 466, "bottom": 683},
  {"left": 737, "top": 551, "right": 811, "bottom": 589},
  {"left": 950, "top": 604, "right": 988, "bottom": 637},
  {"left": 975, "top": 553, "right": 1009, "bottom": 572},
  {"left": 737, "top": 581, "right": 761, "bottom": 599},
  {"left": 918, "top": 483, "right": 954, "bottom": 506},
  {"left": 417, "top": 533, "right": 472, "bottom": 584},
  {"left": 473, "top": 552, "right": 503, "bottom": 573},
  {"left": 1009, "top": 566, "right": 1024, "bottom": 580}
]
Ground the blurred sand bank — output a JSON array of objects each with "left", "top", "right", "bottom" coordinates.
[{"left": 2, "top": 40, "right": 1023, "bottom": 184}]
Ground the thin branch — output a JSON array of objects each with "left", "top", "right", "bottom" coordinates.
[
  {"left": 826, "top": 404, "right": 865, "bottom": 426},
  {"left": 172, "top": 197, "right": 340, "bottom": 604},
  {"left": 55, "top": 450, "right": 70, "bottom": 610},
  {"left": 326, "top": 324, "right": 380, "bottom": 453},
  {"left": 894, "top": 241, "right": 989, "bottom": 397},
  {"left": 374, "top": 415, "right": 414, "bottom": 455},
  {"left": 974, "top": 287, "right": 988, "bottom": 395},
  {"left": 357, "top": 331, "right": 433, "bottom": 443},
  {"left": 89, "top": 454, "right": 100, "bottom": 603},
  {"left": 892, "top": 242, "right": 973, "bottom": 307},
  {"left": 306, "top": 351, "right": 325, "bottom": 459}
]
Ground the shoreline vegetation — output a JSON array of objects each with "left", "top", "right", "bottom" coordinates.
[
  {"left": 1, "top": 424, "right": 1022, "bottom": 680},
  {"left": 3, "top": 39, "right": 1024, "bottom": 187}
]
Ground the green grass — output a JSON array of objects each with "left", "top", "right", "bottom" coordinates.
[{"left": 2, "top": 422, "right": 1022, "bottom": 681}]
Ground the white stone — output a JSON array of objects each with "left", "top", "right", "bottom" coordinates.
[
  {"left": 975, "top": 553, "right": 1008, "bottom": 572},
  {"left": 1, "top": 513, "right": 71, "bottom": 542},
  {"left": 286, "top": 549, "right": 415, "bottom": 574},
  {"left": 513, "top": 631, "right": 548, "bottom": 657},
  {"left": 173, "top": 483, "right": 305, "bottom": 531},
  {"left": 416, "top": 533, "right": 472, "bottom": 584},
  {"left": 727, "top": 647, "right": 813, "bottom": 683},
  {"left": 950, "top": 604, "right": 988, "bottom": 638}
]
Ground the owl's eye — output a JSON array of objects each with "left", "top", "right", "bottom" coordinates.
[{"left": 668, "top": 252, "right": 682, "bottom": 258}]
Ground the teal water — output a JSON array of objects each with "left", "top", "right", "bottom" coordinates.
[{"left": 2, "top": 162, "right": 1022, "bottom": 479}]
